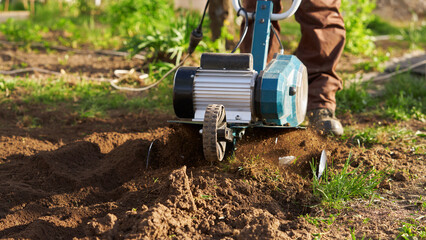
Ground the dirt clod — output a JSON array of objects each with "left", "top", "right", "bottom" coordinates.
[{"left": 393, "top": 171, "right": 408, "bottom": 182}]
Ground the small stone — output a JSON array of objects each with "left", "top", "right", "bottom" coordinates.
[{"left": 278, "top": 156, "right": 296, "bottom": 165}]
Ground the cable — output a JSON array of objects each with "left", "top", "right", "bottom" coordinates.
[
  {"left": 197, "top": 0, "right": 210, "bottom": 33},
  {"left": 369, "top": 60, "right": 426, "bottom": 83},
  {"left": 112, "top": 0, "right": 211, "bottom": 91},
  {"left": 231, "top": 7, "right": 249, "bottom": 53},
  {"left": 271, "top": 25, "right": 284, "bottom": 54},
  {"left": 110, "top": 54, "right": 190, "bottom": 92},
  {"left": 188, "top": 0, "right": 210, "bottom": 54}
]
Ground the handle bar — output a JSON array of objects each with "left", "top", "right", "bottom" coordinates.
[{"left": 232, "top": 0, "right": 302, "bottom": 21}]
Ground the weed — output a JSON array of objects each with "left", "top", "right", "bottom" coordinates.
[
  {"left": 153, "top": 177, "right": 159, "bottom": 183},
  {"left": 338, "top": 72, "right": 425, "bottom": 122},
  {"left": 303, "top": 213, "right": 338, "bottom": 227},
  {"left": 201, "top": 195, "right": 213, "bottom": 200},
  {"left": 342, "top": 126, "right": 382, "bottom": 148},
  {"left": 350, "top": 228, "right": 366, "bottom": 240},
  {"left": 0, "top": 77, "right": 17, "bottom": 93},
  {"left": 343, "top": 121, "right": 423, "bottom": 150},
  {"left": 367, "top": 16, "right": 401, "bottom": 36},
  {"left": 0, "top": 19, "right": 47, "bottom": 47},
  {"left": 382, "top": 73, "right": 425, "bottom": 121},
  {"left": 220, "top": 153, "right": 236, "bottom": 172},
  {"left": 336, "top": 81, "right": 376, "bottom": 115},
  {"left": 400, "top": 14, "right": 426, "bottom": 50},
  {"left": 312, "top": 233, "right": 322, "bottom": 240},
  {"left": 311, "top": 154, "right": 385, "bottom": 208},
  {"left": 105, "top": 0, "right": 174, "bottom": 37},
  {"left": 125, "top": 11, "right": 200, "bottom": 63},
  {"left": 354, "top": 50, "right": 390, "bottom": 72},
  {"left": 397, "top": 219, "right": 426, "bottom": 239},
  {"left": 340, "top": 0, "right": 376, "bottom": 55}
]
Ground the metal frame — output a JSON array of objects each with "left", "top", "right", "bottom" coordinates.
[
  {"left": 251, "top": 1, "right": 273, "bottom": 72},
  {"left": 231, "top": 0, "right": 302, "bottom": 21}
]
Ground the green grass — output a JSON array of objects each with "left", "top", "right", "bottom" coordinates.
[
  {"left": 382, "top": 73, "right": 425, "bottom": 121},
  {"left": 0, "top": 75, "right": 173, "bottom": 120},
  {"left": 342, "top": 124, "right": 422, "bottom": 150},
  {"left": 311, "top": 154, "right": 385, "bottom": 208},
  {"left": 367, "top": 16, "right": 401, "bottom": 36},
  {"left": 302, "top": 213, "right": 338, "bottom": 228},
  {"left": 337, "top": 73, "right": 425, "bottom": 122},
  {"left": 336, "top": 81, "right": 377, "bottom": 115}
]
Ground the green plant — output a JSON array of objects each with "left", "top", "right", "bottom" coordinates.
[
  {"left": 382, "top": 73, "right": 425, "bottom": 121},
  {"left": 125, "top": 11, "right": 200, "bottom": 64},
  {"left": 349, "top": 128, "right": 379, "bottom": 147},
  {"left": 0, "top": 77, "right": 17, "bottom": 93},
  {"left": 302, "top": 213, "right": 338, "bottom": 228},
  {"left": 0, "top": 75, "right": 174, "bottom": 120},
  {"left": 367, "top": 16, "right": 400, "bottom": 36},
  {"left": 76, "top": 0, "right": 95, "bottom": 15},
  {"left": 201, "top": 195, "right": 213, "bottom": 200},
  {"left": 340, "top": 0, "right": 376, "bottom": 55},
  {"left": 105, "top": 0, "right": 174, "bottom": 37},
  {"left": 397, "top": 219, "right": 426, "bottom": 239},
  {"left": 400, "top": 14, "right": 426, "bottom": 50},
  {"left": 311, "top": 154, "right": 385, "bottom": 208},
  {"left": 355, "top": 50, "right": 390, "bottom": 72},
  {"left": 343, "top": 123, "right": 422, "bottom": 150},
  {"left": 0, "top": 19, "right": 47, "bottom": 47},
  {"left": 350, "top": 228, "right": 366, "bottom": 240},
  {"left": 336, "top": 81, "right": 376, "bottom": 114}
]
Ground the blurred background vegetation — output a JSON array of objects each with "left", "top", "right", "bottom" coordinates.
[{"left": 0, "top": 0, "right": 424, "bottom": 62}]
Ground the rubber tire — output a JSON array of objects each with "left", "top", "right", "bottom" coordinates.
[{"left": 202, "top": 104, "right": 227, "bottom": 162}]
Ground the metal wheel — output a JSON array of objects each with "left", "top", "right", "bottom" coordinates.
[{"left": 203, "top": 104, "right": 227, "bottom": 162}]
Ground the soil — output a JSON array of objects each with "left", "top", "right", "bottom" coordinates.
[{"left": 0, "top": 46, "right": 425, "bottom": 239}]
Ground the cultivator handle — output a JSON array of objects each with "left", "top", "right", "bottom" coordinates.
[{"left": 231, "top": 0, "right": 302, "bottom": 21}]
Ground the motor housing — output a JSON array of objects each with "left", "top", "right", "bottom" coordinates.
[{"left": 173, "top": 53, "right": 308, "bottom": 126}]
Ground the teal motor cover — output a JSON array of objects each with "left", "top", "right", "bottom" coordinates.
[{"left": 259, "top": 54, "right": 308, "bottom": 126}]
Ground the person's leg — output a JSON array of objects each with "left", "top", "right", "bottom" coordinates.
[
  {"left": 240, "top": 0, "right": 282, "bottom": 62},
  {"left": 295, "top": 0, "right": 346, "bottom": 135},
  {"left": 295, "top": 0, "right": 345, "bottom": 113}
]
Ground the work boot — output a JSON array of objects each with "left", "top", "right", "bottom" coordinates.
[{"left": 307, "top": 109, "right": 344, "bottom": 136}]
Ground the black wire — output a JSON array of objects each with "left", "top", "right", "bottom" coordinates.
[
  {"left": 197, "top": 0, "right": 210, "bottom": 32},
  {"left": 231, "top": 8, "right": 249, "bottom": 53},
  {"left": 271, "top": 25, "right": 284, "bottom": 54}
]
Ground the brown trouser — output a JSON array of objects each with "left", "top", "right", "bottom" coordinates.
[{"left": 240, "top": 0, "right": 345, "bottom": 112}]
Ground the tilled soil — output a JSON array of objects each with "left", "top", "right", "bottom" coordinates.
[
  {"left": 0, "top": 47, "right": 425, "bottom": 239},
  {"left": 0, "top": 111, "right": 424, "bottom": 239}
]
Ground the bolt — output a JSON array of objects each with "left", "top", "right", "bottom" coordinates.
[
  {"left": 261, "top": 5, "right": 266, "bottom": 9},
  {"left": 289, "top": 86, "right": 297, "bottom": 96},
  {"left": 199, "top": 129, "right": 203, "bottom": 134},
  {"left": 260, "top": 18, "right": 265, "bottom": 23},
  {"left": 235, "top": 115, "right": 241, "bottom": 120}
]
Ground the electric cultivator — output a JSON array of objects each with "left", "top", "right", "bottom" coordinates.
[{"left": 172, "top": 0, "right": 307, "bottom": 162}]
